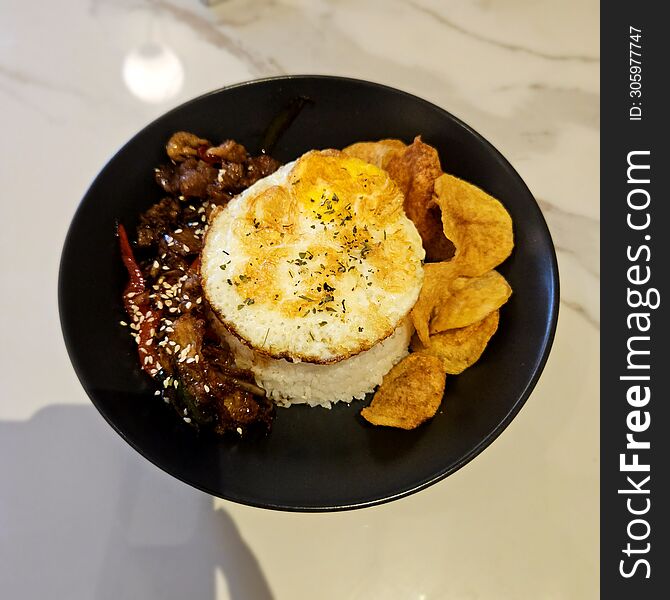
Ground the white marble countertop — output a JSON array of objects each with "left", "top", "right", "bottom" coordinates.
[{"left": 0, "top": 1, "right": 599, "bottom": 598}]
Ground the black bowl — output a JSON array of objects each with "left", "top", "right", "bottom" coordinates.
[{"left": 59, "top": 76, "right": 558, "bottom": 511}]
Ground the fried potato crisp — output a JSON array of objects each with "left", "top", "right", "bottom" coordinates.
[
  {"left": 430, "top": 270, "right": 511, "bottom": 333},
  {"left": 342, "top": 139, "right": 407, "bottom": 169},
  {"left": 346, "top": 137, "right": 456, "bottom": 262},
  {"left": 410, "top": 266, "right": 510, "bottom": 344},
  {"left": 412, "top": 311, "right": 500, "bottom": 374},
  {"left": 433, "top": 173, "right": 513, "bottom": 276},
  {"left": 385, "top": 137, "right": 456, "bottom": 262},
  {"left": 361, "top": 353, "right": 446, "bottom": 429},
  {"left": 410, "top": 261, "right": 460, "bottom": 346}
]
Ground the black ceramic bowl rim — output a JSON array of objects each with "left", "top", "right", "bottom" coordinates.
[{"left": 59, "top": 75, "right": 559, "bottom": 512}]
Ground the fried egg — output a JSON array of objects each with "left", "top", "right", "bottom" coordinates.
[{"left": 201, "top": 150, "right": 425, "bottom": 363}]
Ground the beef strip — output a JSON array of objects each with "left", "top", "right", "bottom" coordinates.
[
  {"left": 136, "top": 197, "right": 181, "bottom": 247},
  {"left": 163, "top": 313, "right": 274, "bottom": 435}
]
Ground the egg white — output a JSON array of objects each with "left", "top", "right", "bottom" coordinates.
[{"left": 201, "top": 150, "right": 425, "bottom": 363}]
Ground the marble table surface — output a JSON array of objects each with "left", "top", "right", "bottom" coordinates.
[{"left": 0, "top": 1, "right": 599, "bottom": 598}]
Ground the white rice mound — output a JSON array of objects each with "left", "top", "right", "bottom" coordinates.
[{"left": 220, "top": 318, "right": 413, "bottom": 408}]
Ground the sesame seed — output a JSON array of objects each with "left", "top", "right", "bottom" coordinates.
[
  {"left": 119, "top": 320, "right": 128, "bottom": 326},
  {"left": 154, "top": 390, "right": 160, "bottom": 396},
  {"left": 204, "top": 384, "right": 210, "bottom": 393},
  {"left": 183, "top": 417, "right": 192, "bottom": 423}
]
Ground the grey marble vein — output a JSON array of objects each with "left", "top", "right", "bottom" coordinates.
[
  {"left": 207, "top": 0, "right": 281, "bottom": 27},
  {"left": 0, "top": 64, "right": 93, "bottom": 101},
  {"left": 0, "top": 81, "right": 60, "bottom": 124},
  {"left": 537, "top": 197, "right": 599, "bottom": 278},
  {"left": 495, "top": 82, "right": 601, "bottom": 97},
  {"left": 536, "top": 197, "right": 599, "bottom": 225},
  {"left": 405, "top": 0, "right": 599, "bottom": 63},
  {"left": 153, "top": 0, "right": 286, "bottom": 76},
  {"left": 561, "top": 298, "right": 599, "bottom": 330}
]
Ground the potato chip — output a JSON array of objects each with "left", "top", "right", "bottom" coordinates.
[
  {"left": 410, "top": 266, "right": 510, "bottom": 344},
  {"left": 433, "top": 173, "right": 513, "bottom": 276},
  {"left": 342, "top": 139, "right": 407, "bottom": 169},
  {"left": 361, "top": 353, "right": 446, "bottom": 429},
  {"left": 385, "top": 137, "right": 456, "bottom": 262},
  {"left": 430, "top": 270, "right": 511, "bottom": 333},
  {"left": 409, "top": 261, "right": 461, "bottom": 346},
  {"left": 412, "top": 310, "right": 500, "bottom": 374}
]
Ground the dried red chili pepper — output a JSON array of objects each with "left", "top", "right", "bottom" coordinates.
[{"left": 117, "top": 223, "right": 162, "bottom": 376}]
